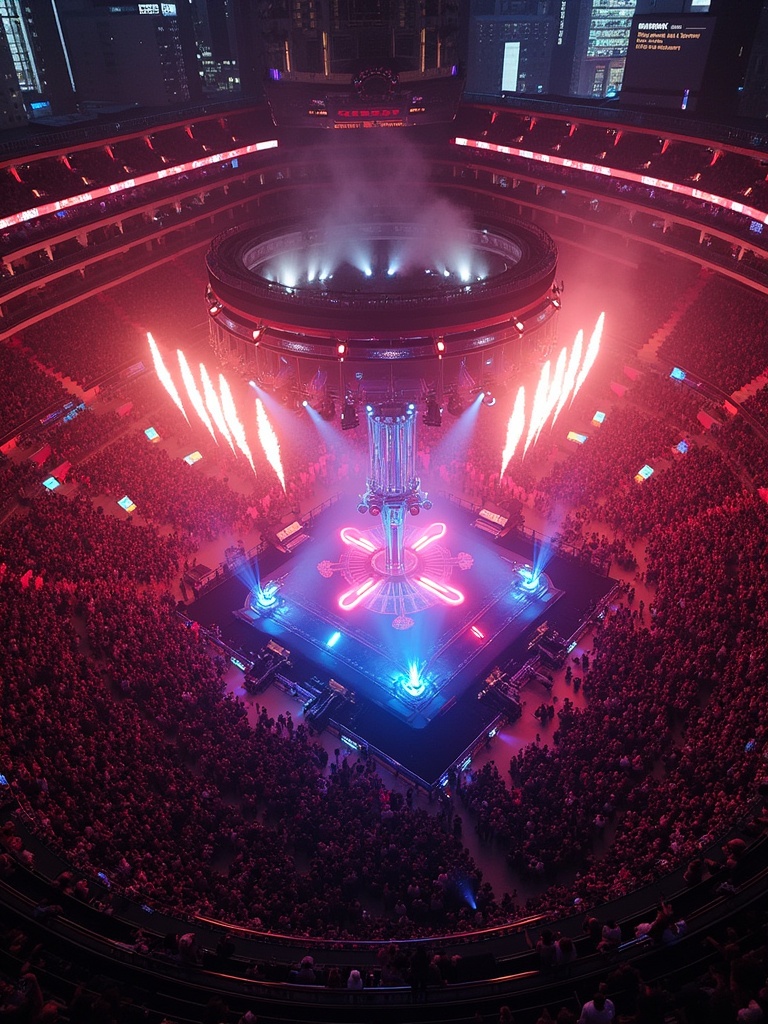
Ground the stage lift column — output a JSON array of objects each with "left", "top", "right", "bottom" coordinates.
[{"left": 357, "top": 402, "right": 431, "bottom": 576}]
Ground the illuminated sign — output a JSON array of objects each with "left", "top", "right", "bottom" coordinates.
[
  {"left": 336, "top": 108, "right": 401, "bottom": 118},
  {"left": 623, "top": 14, "right": 714, "bottom": 111},
  {"left": 333, "top": 121, "right": 405, "bottom": 129},
  {"left": 501, "top": 42, "right": 520, "bottom": 92}
]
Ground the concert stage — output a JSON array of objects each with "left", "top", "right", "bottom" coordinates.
[{"left": 188, "top": 498, "right": 616, "bottom": 785}]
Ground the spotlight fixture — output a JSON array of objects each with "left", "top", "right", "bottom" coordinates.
[
  {"left": 423, "top": 397, "right": 442, "bottom": 427},
  {"left": 514, "top": 319, "right": 525, "bottom": 332},
  {"left": 336, "top": 342, "right": 346, "bottom": 360},
  {"left": 435, "top": 337, "right": 446, "bottom": 357}
]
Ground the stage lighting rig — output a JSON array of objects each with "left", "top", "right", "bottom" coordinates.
[
  {"left": 341, "top": 397, "right": 359, "bottom": 430},
  {"left": 423, "top": 396, "right": 442, "bottom": 427}
]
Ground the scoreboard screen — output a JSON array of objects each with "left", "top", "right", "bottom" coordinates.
[{"left": 621, "top": 14, "right": 714, "bottom": 112}]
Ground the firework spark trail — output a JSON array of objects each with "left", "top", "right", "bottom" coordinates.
[
  {"left": 177, "top": 351, "right": 217, "bottom": 442},
  {"left": 535, "top": 345, "right": 567, "bottom": 443},
  {"left": 219, "top": 373, "right": 256, "bottom": 474},
  {"left": 200, "top": 363, "right": 235, "bottom": 452},
  {"left": 523, "top": 360, "right": 550, "bottom": 456},
  {"left": 147, "top": 332, "right": 189, "bottom": 424},
  {"left": 255, "top": 398, "right": 285, "bottom": 491},
  {"left": 571, "top": 312, "right": 604, "bottom": 405},
  {"left": 553, "top": 329, "right": 583, "bottom": 424},
  {"left": 500, "top": 385, "right": 526, "bottom": 479}
]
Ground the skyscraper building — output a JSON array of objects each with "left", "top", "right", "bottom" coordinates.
[
  {"left": 0, "top": 14, "right": 26, "bottom": 128},
  {"left": 189, "top": 0, "right": 240, "bottom": 95},
  {"left": 466, "top": 3, "right": 558, "bottom": 97},
  {"left": 58, "top": 0, "right": 201, "bottom": 109},
  {"left": 568, "top": 0, "right": 638, "bottom": 98},
  {"left": 0, "top": 0, "right": 76, "bottom": 116}
]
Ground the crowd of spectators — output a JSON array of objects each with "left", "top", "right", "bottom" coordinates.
[
  {"left": 657, "top": 277, "right": 768, "bottom": 393},
  {"left": 19, "top": 296, "right": 143, "bottom": 386},
  {"left": 0, "top": 342, "right": 69, "bottom": 436},
  {"left": 3, "top": 326, "right": 768, "bottom": 957},
  {"left": 464, "top": 446, "right": 768, "bottom": 922},
  {"left": 77, "top": 434, "right": 252, "bottom": 541},
  {"left": 716, "top": 385, "right": 768, "bottom": 487},
  {"left": 1, "top": 149, "right": 768, "bottom": 1024},
  {"left": 0, "top": 573, "right": 503, "bottom": 940},
  {"left": 18, "top": 252, "right": 206, "bottom": 387},
  {"left": 0, "top": 490, "right": 188, "bottom": 586}
]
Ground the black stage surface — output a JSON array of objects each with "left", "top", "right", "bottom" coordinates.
[{"left": 188, "top": 499, "right": 616, "bottom": 784}]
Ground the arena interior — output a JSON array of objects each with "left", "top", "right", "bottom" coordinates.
[{"left": 2, "top": 70, "right": 768, "bottom": 1024}]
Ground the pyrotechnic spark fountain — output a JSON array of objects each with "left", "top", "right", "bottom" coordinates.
[
  {"left": 255, "top": 398, "right": 286, "bottom": 491},
  {"left": 523, "top": 360, "right": 550, "bottom": 457},
  {"left": 571, "top": 312, "right": 604, "bottom": 404},
  {"left": 177, "top": 351, "right": 217, "bottom": 442},
  {"left": 553, "top": 329, "right": 583, "bottom": 425},
  {"left": 535, "top": 344, "right": 567, "bottom": 443},
  {"left": 219, "top": 374, "right": 256, "bottom": 474},
  {"left": 200, "top": 364, "right": 235, "bottom": 453},
  {"left": 148, "top": 333, "right": 189, "bottom": 424},
  {"left": 500, "top": 385, "right": 526, "bottom": 479}
]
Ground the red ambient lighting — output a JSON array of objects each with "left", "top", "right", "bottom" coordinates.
[
  {"left": 452, "top": 137, "right": 768, "bottom": 227},
  {"left": 0, "top": 139, "right": 279, "bottom": 231},
  {"left": 337, "top": 109, "right": 401, "bottom": 118}
]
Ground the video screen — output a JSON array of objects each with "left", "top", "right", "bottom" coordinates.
[{"left": 621, "top": 14, "right": 714, "bottom": 111}]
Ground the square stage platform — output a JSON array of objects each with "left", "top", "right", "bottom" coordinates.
[{"left": 190, "top": 498, "right": 616, "bottom": 785}]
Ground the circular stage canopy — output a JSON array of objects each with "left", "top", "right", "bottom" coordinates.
[{"left": 206, "top": 215, "right": 558, "bottom": 361}]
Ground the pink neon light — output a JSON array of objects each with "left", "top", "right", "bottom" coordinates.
[
  {"left": 340, "top": 527, "right": 379, "bottom": 553},
  {"left": 414, "top": 576, "right": 465, "bottom": 606},
  {"left": 339, "top": 577, "right": 380, "bottom": 611},
  {"left": 471, "top": 625, "right": 484, "bottom": 638},
  {"left": 0, "top": 139, "right": 279, "bottom": 232},
  {"left": 452, "top": 137, "right": 768, "bottom": 227},
  {"left": 409, "top": 521, "right": 447, "bottom": 553}
]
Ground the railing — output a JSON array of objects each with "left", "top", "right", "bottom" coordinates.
[
  {"left": 206, "top": 212, "right": 558, "bottom": 312},
  {"left": 461, "top": 92, "right": 768, "bottom": 152},
  {"left": 0, "top": 97, "right": 256, "bottom": 160}
]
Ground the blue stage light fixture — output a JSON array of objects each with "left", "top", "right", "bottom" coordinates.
[
  {"left": 401, "top": 663, "right": 427, "bottom": 697},
  {"left": 519, "top": 566, "right": 540, "bottom": 591},
  {"left": 251, "top": 581, "right": 280, "bottom": 611}
]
